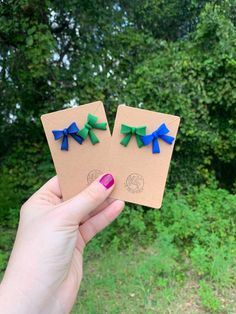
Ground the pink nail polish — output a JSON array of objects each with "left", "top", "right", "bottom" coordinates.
[{"left": 99, "top": 174, "right": 114, "bottom": 189}]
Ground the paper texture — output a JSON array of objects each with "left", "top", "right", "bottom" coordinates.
[
  {"left": 41, "top": 101, "right": 111, "bottom": 200},
  {"left": 109, "top": 105, "right": 180, "bottom": 208}
]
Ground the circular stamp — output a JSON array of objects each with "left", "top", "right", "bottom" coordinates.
[
  {"left": 87, "top": 169, "right": 103, "bottom": 185},
  {"left": 125, "top": 173, "right": 144, "bottom": 193}
]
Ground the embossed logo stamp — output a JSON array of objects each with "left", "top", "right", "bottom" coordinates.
[
  {"left": 125, "top": 173, "right": 144, "bottom": 193},
  {"left": 87, "top": 169, "right": 103, "bottom": 185}
]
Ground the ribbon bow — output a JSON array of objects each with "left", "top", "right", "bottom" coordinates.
[
  {"left": 52, "top": 122, "right": 83, "bottom": 151},
  {"left": 141, "top": 123, "right": 175, "bottom": 154},
  {"left": 120, "top": 124, "right": 146, "bottom": 148},
  {"left": 78, "top": 113, "right": 107, "bottom": 145}
]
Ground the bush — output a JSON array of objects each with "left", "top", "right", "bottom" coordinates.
[
  {"left": 87, "top": 186, "right": 236, "bottom": 287},
  {"left": 0, "top": 140, "right": 55, "bottom": 220},
  {"left": 0, "top": 228, "right": 16, "bottom": 272}
]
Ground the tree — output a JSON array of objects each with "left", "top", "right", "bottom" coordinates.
[{"left": 0, "top": 0, "right": 235, "bottom": 212}]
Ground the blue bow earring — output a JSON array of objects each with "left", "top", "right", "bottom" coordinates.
[
  {"left": 52, "top": 122, "right": 83, "bottom": 150},
  {"left": 141, "top": 123, "right": 175, "bottom": 154}
]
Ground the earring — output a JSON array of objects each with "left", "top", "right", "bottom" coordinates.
[
  {"left": 141, "top": 123, "right": 174, "bottom": 153},
  {"left": 78, "top": 114, "right": 107, "bottom": 145},
  {"left": 120, "top": 124, "right": 146, "bottom": 148},
  {"left": 52, "top": 122, "right": 83, "bottom": 150}
]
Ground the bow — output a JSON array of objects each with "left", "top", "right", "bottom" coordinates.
[
  {"left": 78, "top": 113, "right": 107, "bottom": 145},
  {"left": 141, "top": 123, "right": 175, "bottom": 154},
  {"left": 52, "top": 122, "right": 83, "bottom": 151},
  {"left": 120, "top": 124, "right": 146, "bottom": 148}
]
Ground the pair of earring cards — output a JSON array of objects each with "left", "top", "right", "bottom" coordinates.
[{"left": 41, "top": 101, "right": 180, "bottom": 208}]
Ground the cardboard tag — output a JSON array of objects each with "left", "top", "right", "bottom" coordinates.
[
  {"left": 109, "top": 105, "right": 180, "bottom": 208},
  {"left": 41, "top": 101, "right": 111, "bottom": 200}
]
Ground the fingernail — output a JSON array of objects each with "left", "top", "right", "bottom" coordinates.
[{"left": 99, "top": 174, "right": 114, "bottom": 189}]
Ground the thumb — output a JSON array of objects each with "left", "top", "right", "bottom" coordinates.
[{"left": 58, "top": 173, "right": 115, "bottom": 223}]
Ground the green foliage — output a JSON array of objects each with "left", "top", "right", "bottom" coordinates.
[
  {"left": 78, "top": 188, "right": 236, "bottom": 313},
  {"left": 120, "top": 0, "right": 208, "bottom": 40},
  {"left": 0, "top": 0, "right": 235, "bottom": 195},
  {"left": 0, "top": 228, "right": 16, "bottom": 271},
  {"left": 77, "top": 243, "right": 185, "bottom": 314},
  {"left": 0, "top": 140, "right": 55, "bottom": 219},
  {"left": 136, "top": 235, "right": 182, "bottom": 286},
  {"left": 74, "top": 243, "right": 236, "bottom": 313},
  {"left": 191, "top": 244, "right": 236, "bottom": 287},
  {"left": 88, "top": 187, "right": 236, "bottom": 289},
  {"left": 198, "top": 280, "right": 222, "bottom": 313},
  {"left": 0, "top": 185, "right": 235, "bottom": 311},
  {"left": 123, "top": 3, "right": 236, "bottom": 188},
  {"left": 0, "top": 252, "right": 8, "bottom": 272},
  {"left": 77, "top": 186, "right": 236, "bottom": 311}
]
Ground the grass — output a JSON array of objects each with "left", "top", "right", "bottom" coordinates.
[{"left": 72, "top": 241, "right": 236, "bottom": 314}]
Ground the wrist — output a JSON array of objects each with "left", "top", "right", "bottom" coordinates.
[
  {"left": 0, "top": 275, "right": 64, "bottom": 314},
  {"left": 0, "top": 279, "right": 34, "bottom": 314}
]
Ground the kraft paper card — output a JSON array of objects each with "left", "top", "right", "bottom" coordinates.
[
  {"left": 41, "top": 101, "right": 111, "bottom": 200},
  {"left": 109, "top": 105, "right": 180, "bottom": 208}
]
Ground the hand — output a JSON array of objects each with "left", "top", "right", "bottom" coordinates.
[{"left": 0, "top": 174, "right": 124, "bottom": 314}]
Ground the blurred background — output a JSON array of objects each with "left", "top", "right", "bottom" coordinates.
[{"left": 0, "top": 1, "right": 236, "bottom": 313}]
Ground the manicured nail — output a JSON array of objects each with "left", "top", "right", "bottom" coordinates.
[{"left": 99, "top": 174, "right": 114, "bottom": 189}]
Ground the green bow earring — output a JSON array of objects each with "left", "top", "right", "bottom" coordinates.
[
  {"left": 120, "top": 124, "right": 146, "bottom": 148},
  {"left": 78, "top": 113, "right": 107, "bottom": 145}
]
